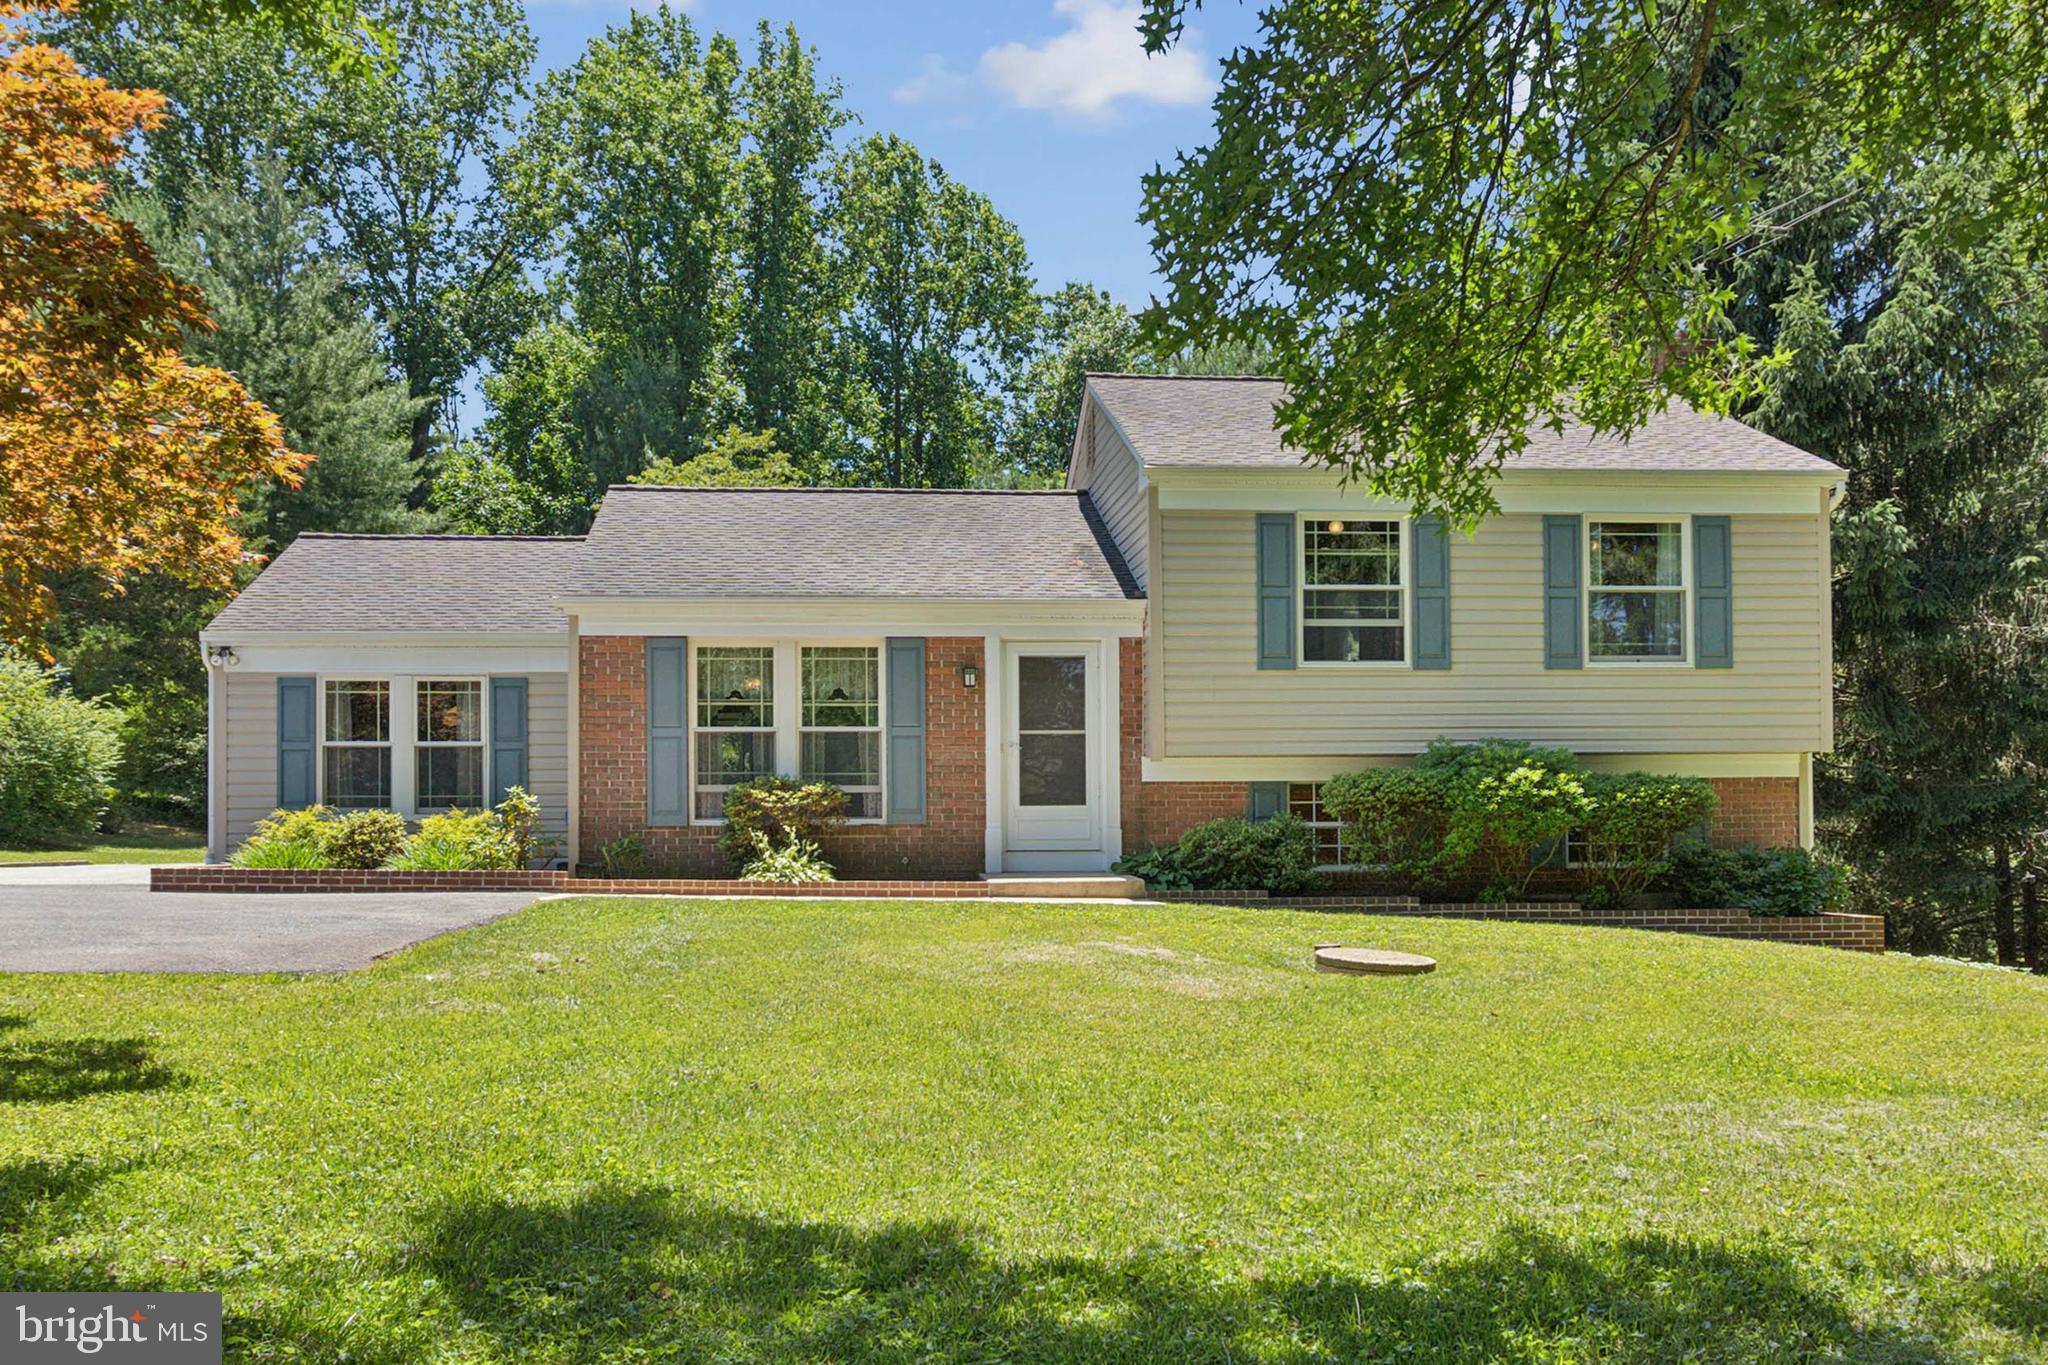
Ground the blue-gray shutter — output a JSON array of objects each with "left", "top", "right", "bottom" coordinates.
[
  {"left": 1247, "top": 781, "right": 1286, "bottom": 820},
  {"left": 490, "top": 676, "right": 528, "bottom": 803},
  {"left": 1694, "top": 515, "right": 1734, "bottom": 668},
  {"left": 646, "top": 637, "right": 687, "bottom": 826},
  {"left": 276, "top": 676, "right": 316, "bottom": 808},
  {"left": 1412, "top": 514, "right": 1452, "bottom": 669},
  {"left": 1255, "top": 513, "right": 1297, "bottom": 669},
  {"left": 1542, "top": 514, "right": 1584, "bottom": 669},
  {"left": 885, "top": 638, "right": 927, "bottom": 824}
]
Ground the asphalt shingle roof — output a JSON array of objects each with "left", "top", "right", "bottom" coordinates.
[
  {"left": 1086, "top": 374, "right": 1843, "bottom": 474},
  {"left": 207, "top": 534, "right": 586, "bottom": 634},
  {"left": 566, "top": 487, "right": 1139, "bottom": 601}
]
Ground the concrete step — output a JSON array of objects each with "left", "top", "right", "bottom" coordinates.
[{"left": 980, "top": 872, "right": 1146, "bottom": 899}]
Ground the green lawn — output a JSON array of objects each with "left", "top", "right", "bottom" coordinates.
[
  {"left": 4, "top": 898, "right": 2046, "bottom": 1362},
  {"left": 0, "top": 821, "right": 203, "bottom": 865}
]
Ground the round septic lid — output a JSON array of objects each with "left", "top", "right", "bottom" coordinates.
[{"left": 1313, "top": 945, "right": 1437, "bottom": 975}]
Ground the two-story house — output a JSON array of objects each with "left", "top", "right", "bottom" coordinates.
[{"left": 198, "top": 374, "right": 1844, "bottom": 877}]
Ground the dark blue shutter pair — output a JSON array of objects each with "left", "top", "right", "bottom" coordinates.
[
  {"left": 1543, "top": 515, "right": 1732, "bottom": 668},
  {"left": 642, "top": 637, "right": 929, "bottom": 826},
  {"left": 1256, "top": 514, "right": 1452, "bottom": 670}
]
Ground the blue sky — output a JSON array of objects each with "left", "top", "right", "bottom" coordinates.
[{"left": 520, "top": 0, "right": 1263, "bottom": 310}]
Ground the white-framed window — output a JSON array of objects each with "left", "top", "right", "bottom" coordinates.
[
  {"left": 694, "top": 646, "right": 776, "bottom": 820},
  {"left": 801, "top": 646, "right": 882, "bottom": 820},
  {"left": 1300, "top": 516, "right": 1405, "bottom": 663},
  {"left": 1587, "top": 519, "right": 1687, "bottom": 661},
  {"left": 322, "top": 679, "right": 391, "bottom": 809},
  {"left": 1287, "top": 782, "right": 1352, "bottom": 869},
  {"left": 415, "top": 678, "right": 485, "bottom": 811}
]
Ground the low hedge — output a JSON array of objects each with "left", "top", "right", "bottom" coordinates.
[{"left": 1115, "top": 815, "right": 1322, "bottom": 894}]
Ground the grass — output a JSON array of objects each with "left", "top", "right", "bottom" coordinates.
[
  {"left": 0, "top": 820, "right": 203, "bottom": 865},
  {"left": 3, "top": 897, "right": 2047, "bottom": 1362}
]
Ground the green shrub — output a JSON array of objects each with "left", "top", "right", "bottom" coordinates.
[
  {"left": 494, "top": 786, "right": 544, "bottom": 868},
  {"left": 739, "top": 832, "right": 835, "bottom": 882},
  {"left": 325, "top": 809, "right": 407, "bottom": 869},
  {"left": 1576, "top": 773, "right": 1719, "bottom": 908},
  {"left": 232, "top": 806, "right": 335, "bottom": 868},
  {"left": 1116, "top": 815, "right": 1322, "bottom": 894},
  {"left": 1318, "top": 766, "right": 1446, "bottom": 883},
  {"left": 1663, "top": 843, "right": 1845, "bottom": 916},
  {"left": 716, "top": 776, "right": 846, "bottom": 874},
  {"left": 113, "top": 680, "right": 206, "bottom": 822},
  {"left": 0, "top": 651, "right": 121, "bottom": 844},
  {"left": 596, "top": 832, "right": 646, "bottom": 878},
  {"left": 390, "top": 809, "right": 515, "bottom": 871}
]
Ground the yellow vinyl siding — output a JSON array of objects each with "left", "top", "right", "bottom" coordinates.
[{"left": 1156, "top": 510, "right": 1828, "bottom": 756}]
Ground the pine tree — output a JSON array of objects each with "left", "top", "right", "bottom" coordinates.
[{"left": 131, "top": 163, "right": 432, "bottom": 549}]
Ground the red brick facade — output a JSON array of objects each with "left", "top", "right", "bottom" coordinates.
[
  {"left": 1117, "top": 638, "right": 1249, "bottom": 851},
  {"left": 1706, "top": 776, "right": 1801, "bottom": 847},
  {"left": 578, "top": 635, "right": 986, "bottom": 878}
]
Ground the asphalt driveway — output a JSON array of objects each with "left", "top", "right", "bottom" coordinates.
[{"left": 0, "top": 864, "right": 541, "bottom": 973}]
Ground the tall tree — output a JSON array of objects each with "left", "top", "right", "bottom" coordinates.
[
  {"left": 1726, "top": 159, "right": 2048, "bottom": 958},
  {"left": 1002, "top": 283, "right": 1140, "bottom": 486},
  {"left": 0, "top": 1, "right": 304, "bottom": 644},
  {"left": 1137, "top": 0, "right": 2048, "bottom": 527},
  {"left": 503, "top": 4, "right": 745, "bottom": 482},
  {"left": 431, "top": 322, "right": 601, "bottom": 534},
  {"left": 129, "top": 163, "right": 431, "bottom": 549},
  {"left": 735, "top": 22, "right": 849, "bottom": 472},
  {"left": 304, "top": 0, "right": 535, "bottom": 470},
  {"left": 629, "top": 427, "right": 809, "bottom": 488},
  {"left": 830, "top": 134, "right": 1036, "bottom": 488}
]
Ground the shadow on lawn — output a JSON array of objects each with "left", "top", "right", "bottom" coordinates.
[
  {"left": 395, "top": 1186, "right": 1989, "bottom": 1363},
  {"left": 0, "top": 1030, "right": 182, "bottom": 1104},
  {"left": 0, "top": 1156, "right": 138, "bottom": 1290}
]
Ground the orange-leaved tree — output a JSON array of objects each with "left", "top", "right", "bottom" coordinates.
[{"left": 0, "top": 0, "right": 309, "bottom": 647}]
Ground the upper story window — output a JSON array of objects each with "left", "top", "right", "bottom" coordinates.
[
  {"left": 800, "top": 647, "right": 882, "bottom": 819},
  {"left": 1301, "top": 517, "right": 1404, "bottom": 662},
  {"left": 323, "top": 680, "right": 390, "bottom": 809},
  {"left": 1588, "top": 520, "right": 1686, "bottom": 660},
  {"left": 416, "top": 679, "right": 484, "bottom": 810},
  {"left": 695, "top": 646, "right": 775, "bottom": 819}
]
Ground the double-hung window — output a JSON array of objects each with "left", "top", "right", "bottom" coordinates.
[
  {"left": 695, "top": 646, "right": 775, "bottom": 819},
  {"left": 323, "top": 680, "right": 390, "bottom": 809},
  {"left": 1287, "top": 782, "right": 1352, "bottom": 868},
  {"left": 800, "top": 647, "right": 882, "bottom": 819},
  {"left": 416, "top": 679, "right": 485, "bottom": 810},
  {"left": 1302, "top": 518, "right": 1404, "bottom": 662},
  {"left": 1588, "top": 521, "right": 1686, "bottom": 660}
]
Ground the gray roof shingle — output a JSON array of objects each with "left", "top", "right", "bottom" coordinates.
[
  {"left": 566, "top": 486, "right": 1139, "bottom": 601},
  {"left": 1086, "top": 374, "right": 1844, "bottom": 475},
  {"left": 207, "top": 534, "right": 585, "bottom": 634}
]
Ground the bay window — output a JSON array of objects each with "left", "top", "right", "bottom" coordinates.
[
  {"left": 695, "top": 646, "right": 775, "bottom": 819},
  {"left": 1588, "top": 520, "right": 1686, "bottom": 660},
  {"left": 800, "top": 647, "right": 882, "bottom": 819},
  {"left": 416, "top": 679, "right": 484, "bottom": 810},
  {"left": 323, "top": 680, "right": 390, "bottom": 809},
  {"left": 1301, "top": 517, "right": 1405, "bottom": 662}
]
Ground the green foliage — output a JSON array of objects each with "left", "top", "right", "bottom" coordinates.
[
  {"left": 1576, "top": 774, "right": 1720, "bottom": 909},
  {"left": 325, "top": 808, "right": 407, "bottom": 869},
  {"left": 232, "top": 806, "right": 335, "bottom": 868},
  {"left": 128, "top": 162, "right": 434, "bottom": 549},
  {"left": 831, "top": 133, "right": 1038, "bottom": 488},
  {"left": 112, "top": 679, "right": 208, "bottom": 822},
  {"left": 595, "top": 832, "right": 646, "bottom": 878},
  {"left": 715, "top": 775, "right": 845, "bottom": 875},
  {"left": 1115, "top": 815, "right": 1322, "bottom": 894},
  {"left": 630, "top": 428, "right": 809, "bottom": 488},
  {"left": 494, "top": 786, "right": 544, "bottom": 868},
  {"left": 738, "top": 832, "right": 835, "bottom": 883},
  {"left": 0, "top": 653, "right": 122, "bottom": 844},
  {"left": 1001, "top": 283, "right": 1141, "bottom": 485},
  {"left": 390, "top": 808, "right": 516, "bottom": 871},
  {"left": 1317, "top": 767, "right": 1446, "bottom": 885},
  {"left": 1664, "top": 844, "right": 1846, "bottom": 918},
  {"left": 1135, "top": 0, "right": 2048, "bottom": 529}
]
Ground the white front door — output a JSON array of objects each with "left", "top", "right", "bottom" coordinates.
[{"left": 1003, "top": 643, "right": 1101, "bottom": 853}]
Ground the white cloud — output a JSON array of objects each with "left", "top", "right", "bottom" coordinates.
[
  {"left": 974, "top": 0, "right": 1215, "bottom": 122},
  {"left": 892, "top": 53, "right": 975, "bottom": 108}
]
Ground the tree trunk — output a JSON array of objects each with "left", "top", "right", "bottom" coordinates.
[
  {"left": 2024, "top": 872, "right": 2042, "bottom": 974},
  {"left": 1995, "top": 844, "right": 2019, "bottom": 966}
]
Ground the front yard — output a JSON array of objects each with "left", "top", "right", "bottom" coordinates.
[
  {"left": 3, "top": 897, "right": 2045, "bottom": 1362},
  {"left": 0, "top": 821, "right": 204, "bottom": 865}
]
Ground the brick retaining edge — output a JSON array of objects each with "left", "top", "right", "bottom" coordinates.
[{"left": 149, "top": 868, "right": 1884, "bottom": 952}]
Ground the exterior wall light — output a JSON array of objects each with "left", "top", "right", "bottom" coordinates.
[
  {"left": 206, "top": 644, "right": 239, "bottom": 669},
  {"left": 960, "top": 663, "right": 980, "bottom": 689}
]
